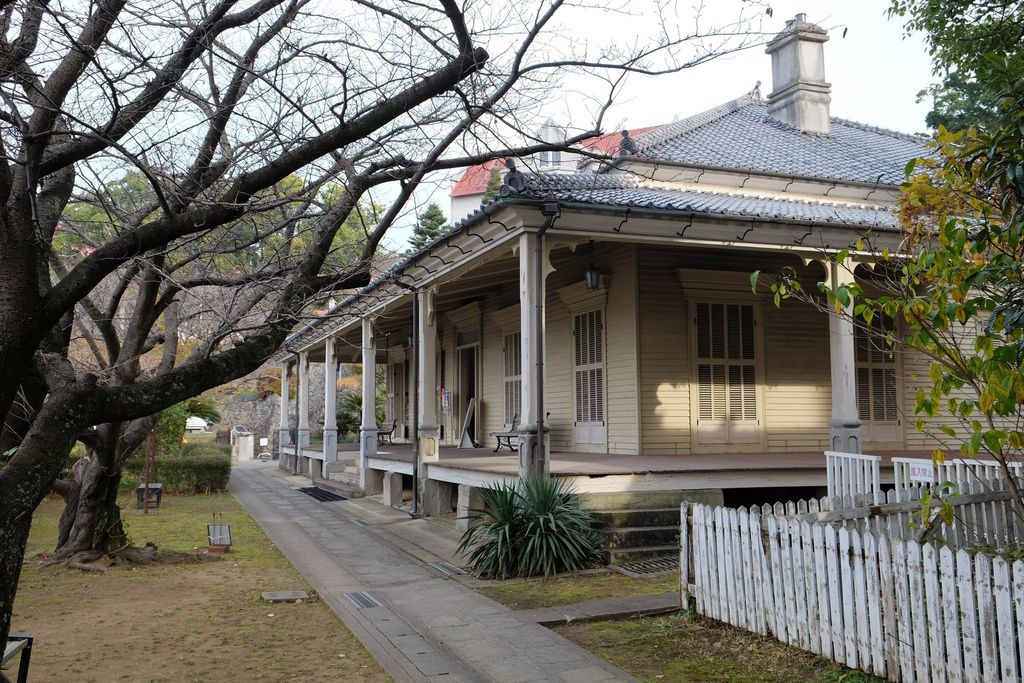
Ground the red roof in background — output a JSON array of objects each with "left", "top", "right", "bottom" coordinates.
[
  {"left": 449, "top": 126, "right": 665, "bottom": 197},
  {"left": 450, "top": 158, "right": 505, "bottom": 197}
]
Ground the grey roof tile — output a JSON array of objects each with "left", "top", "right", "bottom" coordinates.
[
  {"left": 631, "top": 94, "right": 926, "bottom": 186},
  {"left": 514, "top": 173, "right": 898, "bottom": 230}
]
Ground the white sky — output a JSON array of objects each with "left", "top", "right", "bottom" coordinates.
[{"left": 381, "top": 0, "right": 936, "bottom": 250}]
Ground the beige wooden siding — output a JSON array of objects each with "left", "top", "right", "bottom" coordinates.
[
  {"left": 638, "top": 247, "right": 692, "bottom": 454},
  {"left": 761, "top": 299, "right": 831, "bottom": 451},
  {"left": 480, "top": 295, "right": 507, "bottom": 445},
  {"left": 602, "top": 244, "right": 639, "bottom": 454}
]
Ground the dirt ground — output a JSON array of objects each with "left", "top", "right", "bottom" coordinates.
[
  {"left": 555, "top": 612, "right": 884, "bottom": 683},
  {"left": 8, "top": 493, "right": 390, "bottom": 682}
]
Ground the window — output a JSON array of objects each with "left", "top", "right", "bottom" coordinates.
[
  {"left": 573, "top": 309, "right": 606, "bottom": 445},
  {"left": 856, "top": 315, "right": 900, "bottom": 441},
  {"left": 503, "top": 332, "right": 522, "bottom": 427},
  {"left": 693, "top": 301, "right": 760, "bottom": 444}
]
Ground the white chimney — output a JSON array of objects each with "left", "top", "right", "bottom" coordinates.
[{"left": 765, "top": 13, "right": 831, "bottom": 134}]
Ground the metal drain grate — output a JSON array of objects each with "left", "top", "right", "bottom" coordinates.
[
  {"left": 350, "top": 517, "right": 372, "bottom": 528},
  {"left": 609, "top": 556, "right": 679, "bottom": 578},
  {"left": 298, "top": 487, "right": 347, "bottom": 502},
  {"left": 430, "top": 561, "right": 467, "bottom": 577},
  {"left": 343, "top": 591, "right": 382, "bottom": 609}
]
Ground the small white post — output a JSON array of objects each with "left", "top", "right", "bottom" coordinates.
[
  {"left": 360, "top": 318, "right": 378, "bottom": 490},
  {"left": 297, "top": 350, "right": 311, "bottom": 448},
  {"left": 826, "top": 258, "right": 862, "bottom": 453},
  {"left": 323, "top": 337, "right": 338, "bottom": 467}
]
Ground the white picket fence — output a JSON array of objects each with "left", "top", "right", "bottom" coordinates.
[
  {"left": 680, "top": 501, "right": 1024, "bottom": 683},
  {"left": 826, "top": 450, "right": 882, "bottom": 504},
  {"left": 893, "top": 456, "right": 1024, "bottom": 502}
]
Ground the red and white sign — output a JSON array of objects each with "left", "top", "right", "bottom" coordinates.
[{"left": 907, "top": 462, "right": 934, "bottom": 483}]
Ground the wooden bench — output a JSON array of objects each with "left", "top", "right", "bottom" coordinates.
[
  {"left": 3, "top": 635, "right": 32, "bottom": 683},
  {"left": 377, "top": 419, "right": 398, "bottom": 445},
  {"left": 490, "top": 413, "right": 519, "bottom": 452}
]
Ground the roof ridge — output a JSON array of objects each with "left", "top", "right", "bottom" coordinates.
[
  {"left": 831, "top": 116, "right": 929, "bottom": 144},
  {"left": 634, "top": 90, "right": 761, "bottom": 151}
]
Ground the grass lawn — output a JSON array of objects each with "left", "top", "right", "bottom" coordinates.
[
  {"left": 9, "top": 492, "right": 390, "bottom": 682},
  {"left": 555, "top": 612, "right": 885, "bottom": 683},
  {"left": 476, "top": 570, "right": 679, "bottom": 610}
]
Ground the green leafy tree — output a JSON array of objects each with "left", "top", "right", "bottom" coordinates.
[
  {"left": 761, "top": 53, "right": 1024, "bottom": 528},
  {"left": 889, "top": 0, "right": 1024, "bottom": 131},
  {"left": 481, "top": 166, "right": 503, "bottom": 204},
  {"left": 408, "top": 203, "right": 450, "bottom": 251}
]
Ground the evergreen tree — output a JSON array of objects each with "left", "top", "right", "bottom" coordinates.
[
  {"left": 409, "top": 202, "right": 450, "bottom": 250},
  {"left": 481, "top": 166, "right": 502, "bottom": 204}
]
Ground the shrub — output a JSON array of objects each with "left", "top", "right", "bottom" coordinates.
[
  {"left": 457, "top": 474, "right": 606, "bottom": 579},
  {"left": 122, "top": 443, "right": 231, "bottom": 494}
]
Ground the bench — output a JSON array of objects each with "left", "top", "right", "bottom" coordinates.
[
  {"left": 3, "top": 635, "right": 32, "bottom": 683},
  {"left": 378, "top": 419, "right": 398, "bottom": 445},
  {"left": 490, "top": 412, "right": 519, "bottom": 452}
]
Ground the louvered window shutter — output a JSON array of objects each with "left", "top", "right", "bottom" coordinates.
[
  {"left": 503, "top": 332, "right": 522, "bottom": 427},
  {"left": 574, "top": 309, "right": 606, "bottom": 444},
  {"left": 695, "top": 301, "right": 759, "bottom": 444},
  {"left": 854, "top": 314, "right": 900, "bottom": 441}
]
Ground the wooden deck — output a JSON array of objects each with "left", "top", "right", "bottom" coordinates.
[{"left": 365, "top": 445, "right": 933, "bottom": 492}]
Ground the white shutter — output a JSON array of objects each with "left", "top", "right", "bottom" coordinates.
[
  {"left": 573, "top": 309, "right": 606, "bottom": 444},
  {"left": 503, "top": 332, "right": 522, "bottom": 427},
  {"left": 694, "top": 301, "right": 760, "bottom": 444},
  {"left": 855, "top": 315, "right": 900, "bottom": 442}
]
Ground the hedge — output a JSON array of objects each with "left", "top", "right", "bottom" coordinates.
[{"left": 121, "top": 442, "right": 231, "bottom": 494}]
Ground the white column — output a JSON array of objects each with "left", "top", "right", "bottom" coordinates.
[
  {"left": 278, "top": 361, "right": 291, "bottom": 454},
  {"left": 518, "top": 231, "right": 549, "bottom": 476},
  {"left": 418, "top": 288, "right": 440, "bottom": 459},
  {"left": 297, "top": 350, "right": 310, "bottom": 448},
  {"left": 322, "top": 338, "right": 338, "bottom": 464},
  {"left": 826, "top": 259, "right": 862, "bottom": 453},
  {"left": 360, "top": 318, "right": 378, "bottom": 489}
]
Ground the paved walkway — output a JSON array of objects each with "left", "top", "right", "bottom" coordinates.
[{"left": 229, "top": 462, "right": 637, "bottom": 683}]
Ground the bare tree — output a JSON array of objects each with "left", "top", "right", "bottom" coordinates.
[{"left": 0, "top": 0, "right": 767, "bottom": 640}]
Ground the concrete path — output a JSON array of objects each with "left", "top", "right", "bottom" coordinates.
[{"left": 229, "top": 462, "right": 637, "bottom": 683}]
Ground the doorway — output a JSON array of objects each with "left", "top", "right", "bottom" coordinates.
[{"left": 457, "top": 345, "right": 479, "bottom": 446}]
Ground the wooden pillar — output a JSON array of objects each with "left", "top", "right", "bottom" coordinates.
[
  {"left": 417, "top": 288, "right": 440, "bottom": 509},
  {"left": 360, "top": 318, "right": 378, "bottom": 490},
  {"left": 278, "top": 361, "right": 291, "bottom": 455},
  {"left": 323, "top": 338, "right": 338, "bottom": 464},
  {"left": 518, "top": 231, "right": 549, "bottom": 477},
  {"left": 826, "top": 258, "right": 862, "bottom": 453},
  {"left": 297, "top": 350, "right": 310, "bottom": 448}
]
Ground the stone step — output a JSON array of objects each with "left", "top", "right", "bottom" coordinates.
[
  {"left": 606, "top": 544, "right": 678, "bottom": 565},
  {"left": 599, "top": 525, "right": 679, "bottom": 549},
  {"left": 592, "top": 507, "right": 681, "bottom": 528}
]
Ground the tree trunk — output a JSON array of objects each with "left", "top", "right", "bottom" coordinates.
[{"left": 52, "top": 453, "right": 128, "bottom": 558}]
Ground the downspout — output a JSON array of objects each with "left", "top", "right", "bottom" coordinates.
[{"left": 535, "top": 202, "right": 560, "bottom": 474}]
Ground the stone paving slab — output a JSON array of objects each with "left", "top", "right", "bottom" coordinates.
[
  {"left": 230, "top": 462, "right": 638, "bottom": 682},
  {"left": 516, "top": 591, "right": 680, "bottom": 626}
]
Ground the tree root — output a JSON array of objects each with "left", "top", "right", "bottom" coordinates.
[{"left": 37, "top": 541, "right": 214, "bottom": 572}]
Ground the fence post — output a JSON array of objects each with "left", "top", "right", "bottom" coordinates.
[{"left": 680, "top": 501, "right": 690, "bottom": 610}]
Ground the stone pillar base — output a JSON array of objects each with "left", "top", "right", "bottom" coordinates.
[
  {"left": 421, "top": 479, "right": 452, "bottom": 517},
  {"left": 456, "top": 485, "right": 484, "bottom": 532},
  {"left": 297, "top": 428, "right": 311, "bottom": 448},
  {"left": 517, "top": 429, "right": 549, "bottom": 478},
  {"left": 383, "top": 472, "right": 404, "bottom": 507},
  {"left": 364, "top": 468, "right": 384, "bottom": 496},
  {"left": 360, "top": 427, "right": 378, "bottom": 490},
  {"left": 830, "top": 426, "right": 862, "bottom": 454},
  {"left": 322, "top": 428, "right": 338, "bottom": 463}
]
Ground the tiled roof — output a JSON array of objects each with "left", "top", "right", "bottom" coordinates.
[
  {"left": 510, "top": 173, "right": 899, "bottom": 230},
  {"left": 448, "top": 126, "right": 665, "bottom": 197},
  {"left": 632, "top": 93, "right": 926, "bottom": 187}
]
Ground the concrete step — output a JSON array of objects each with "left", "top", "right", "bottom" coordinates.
[
  {"left": 607, "top": 544, "right": 678, "bottom": 565},
  {"left": 592, "top": 507, "right": 681, "bottom": 528},
  {"left": 324, "top": 474, "right": 363, "bottom": 498},
  {"left": 579, "top": 489, "right": 723, "bottom": 511},
  {"left": 600, "top": 525, "right": 679, "bottom": 549}
]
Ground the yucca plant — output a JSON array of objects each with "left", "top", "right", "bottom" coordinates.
[{"left": 456, "top": 474, "right": 606, "bottom": 579}]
